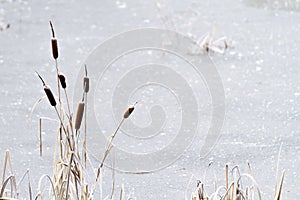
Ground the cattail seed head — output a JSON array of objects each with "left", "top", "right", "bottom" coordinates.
[
  {"left": 51, "top": 38, "right": 58, "bottom": 59},
  {"left": 58, "top": 73, "right": 66, "bottom": 89},
  {"left": 35, "top": 71, "right": 56, "bottom": 106},
  {"left": 75, "top": 101, "right": 85, "bottom": 130},
  {"left": 123, "top": 106, "right": 134, "bottom": 119},
  {"left": 83, "top": 77, "right": 89, "bottom": 93},
  {"left": 49, "top": 21, "right": 58, "bottom": 59},
  {"left": 44, "top": 87, "right": 56, "bottom": 106}
]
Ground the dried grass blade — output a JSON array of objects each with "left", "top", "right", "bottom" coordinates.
[
  {"left": 0, "top": 175, "right": 17, "bottom": 198},
  {"left": 275, "top": 143, "right": 283, "bottom": 197},
  {"left": 36, "top": 174, "right": 57, "bottom": 199},
  {"left": 39, "top": 118, "right": 42, "bottom": 157},
  {"left": 274, "top": 171, "right": 285, "bottom": 200}
]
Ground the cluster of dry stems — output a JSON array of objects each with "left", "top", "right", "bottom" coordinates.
[
  {"left": 191, "top": 162, "right": 284, "bottom": 200},
  {"left": 0, "top": 21, "right": 136, "bottom": 200}
]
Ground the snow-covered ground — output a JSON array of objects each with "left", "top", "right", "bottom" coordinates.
[{"left": 0, "top": 0, "right": 299, "bottom": 199}]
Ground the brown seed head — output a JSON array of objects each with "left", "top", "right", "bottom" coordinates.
[
  {"left": 75, "top": 101, "right": 85, "bottom": 130},
  {"left": 58, "top": 73, "right": 66, "bottom": 89},
  {"left": 51, "top": 38, "right": 58, "bottom": 59},
  {"left": 83, "top": 77, "right": 89, "bottom": 93},
  {"left": 83, "top": 65, "right": 89, "bottom": 93},
  {"left": 123, "top": 106, "right": 135, "bottom": 119},
  {"left": 44, "top": 87, "right": 56, "bottom": 106},
  {"left": 49, "top": 21, "right": 58, "bottom": 59}
]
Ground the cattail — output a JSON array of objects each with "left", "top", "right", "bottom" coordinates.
[
  {"left": 50, "top": 21, "right": 58, "bottom": 59},
  {"left": 83, "top": 77, "right": 89, "bottom": 93},
  {"left": 58, "top": 73, "right": 66, "bottom": 89},
  {"left": 123, "top": 105, "right": 135, "bottom": 119},
  {"left": 51, "top": 39, "right": 58, "bottom": 59},
  {"left": 83, "top": 65, "right": 89, "bottom": 93},
  {"left": 75, "top": 101, "right": 85, "bottom": 130},
  {"left": 44, "top": 86, "right": 56, "bottom": 106},
  {"left": 36, "top": 71, "right": 56, "bottom": 107}
]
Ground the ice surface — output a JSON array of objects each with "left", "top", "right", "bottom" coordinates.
[{"left": 0, "top": 0, "right": 299, "bottom": 199}]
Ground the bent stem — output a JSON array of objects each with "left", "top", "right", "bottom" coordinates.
[{"left": 93, "top": 118, "right": 125, "bottom": 191}]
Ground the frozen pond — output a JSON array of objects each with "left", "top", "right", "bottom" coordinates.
[{"left": 0, "top": 0, "right": 299, "bottom": 199}]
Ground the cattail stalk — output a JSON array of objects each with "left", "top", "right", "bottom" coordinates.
[
  {"left": 49, "top": 21, "right": 60, "bottom": 101},
  {"left": 58, "top": 73, "right": 71, "bottom": 117},
  {"left": 54, "top": 60, "right": 60, "bottom": 104},
  {"left": 50, "top": 21, "right": 64, "bottom": 161},
  {"left": 36, "top": 72, "right": 73, "bottom": 151},
  {"left": 58, "top": 73, "right": 74, "bottom": 151},
  {"left": 50, "top": 21, "right": 58, "bottom": 60},
  {"left": 94, "top": 117, "right": 125, "bottom": 188},
  {"left": 36, "top": 72, "right": 57, "bottom": 107},
  {"left": 226, "top": 163, "right": 229, "bottom": 200},
  {"left": 94, "top": 104, "right": 136, "bottom": 190},
  {"left": 83, "top": 65, "right": 89, "bottom": 169},
  {"left": 49, "top": 21, "right": 61, "bottom": 109}
]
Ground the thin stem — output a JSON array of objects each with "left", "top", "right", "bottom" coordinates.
[
  {"left": 59, "top": 126, "right": 63, "bottom": 159},
  {"left": 55, "top": 59, "right": 61, "bottom": 102},
  {"left": 65, "top": 153, "right": 74, "bottom": 200},
  {"left": 49, "top": 21, "right": 55, "bottom": 38},
  {"left": 39, "top": 118, "right": 42, "bottom": 157},
  {"left": 74, "top": 130, "right": 79, "bottom": 157},
  {"left": 83, "top": 92, "right": 87, "bottom": 169},
  {"left": 54, "top": 106, "right": 73, "bottom": 151},
  {"left": 63, "top": 88, "right": 75, "bottom": 144},
  {"left": 84, "top": 64, "right": 88, "bottom": 76},
  {"left": 101, "top": 118, "right": 125, "bottom": 168},
  {"left": 55, "top": 59, "right": 64, "bottom": 160},
  {"left": 109, "top": 150, "right": 115, "bottom": 200},
  {"left": 35, "top": 71, "right": 46, "bottom": 86},
  {"left": 94, "top": 118, "right": 125, "bottom": 186},
  {"left": 64, "top": 89, "right": 71, "bottom": 118}
]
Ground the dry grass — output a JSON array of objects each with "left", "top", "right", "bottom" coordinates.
[{"left": 190, "top": 162, "right": 285, "bottom": 200}]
